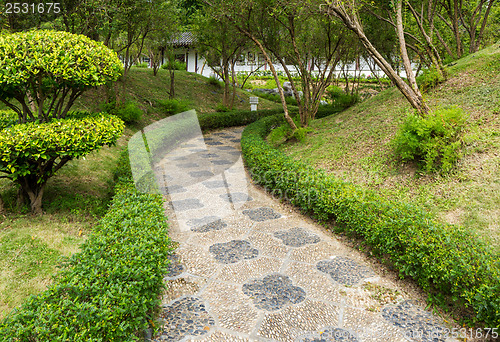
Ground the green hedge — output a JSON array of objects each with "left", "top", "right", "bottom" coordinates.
[
  {"left": 0, "top": 179, "right": 173, "bottom": 340},
  {"left": 241, "top": 114, "right": 500, "bottom": 327},
  {"left": 198, "top": 108, "right": 290, "bottom": 130}
]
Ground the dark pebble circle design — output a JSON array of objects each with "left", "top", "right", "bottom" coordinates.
[
  {"left": 176, "top": 162, "right": 199, "bottom": 169},
  {"left": 206, "top": 141, "right": 223, "bottom": 146},
  {"left": 164, "top": 254, "right": 184, "bottom": 279},
  {"left": 171, "top": 156, "right": 187, "bottom": 161},
  {"left": 242, "top": 207, "right": 282, "bottom": 222},
  {"left": 216, "top": 146, "right": 236, "bottom": 150},
  {"left": 316, "top": 257, "right": 374, "bottom": 286},
  {"left": 209, "top": 240, "right": 258, "bottom": 264},
  {"left": 296, "top": 327, "right": 359, "bottom": 342},
  {"left": 202, "top": 180, "right": 228, "bottom": 189},
  {"left": 382, "top": 300, "right": 446, "bottom": 342},
  {"left": 166, "top": 184, "right": 187, "bottom": 194},
  {"left": 189, "top": 148, "right": 207, "bottom": 153},
  {"left": 189, "top": 170, "right": 214, "bottom": 178},
  {"left": 200, "top": 153, "right": 219, "bottom": 158},
  {"left": 219, "top": 192, "right": 253, "bottom": 203},
  {"left": 156, "top": 297, "right": 215, "bottom": 342},
  {"left": 242, "top": 273, "right": 306, "bottom": 311},
  {"left": 189, "top": 216, "right": 228, "bottom": 233},
  {"left": 274, "top": 227, "right": 321, "bottom": 248},
  {"left": 170, "top": 198, "right": 204, "bottom": 211},
  {"left": 210, "top": 159, "right": 232, "bottom": 165},
  {"left": 230, "top": 139, "right": 241, "bottom": 143}
]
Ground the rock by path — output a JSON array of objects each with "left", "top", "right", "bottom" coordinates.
[{"left": 152, "top": 127, "right": 457, "bottom": 342}]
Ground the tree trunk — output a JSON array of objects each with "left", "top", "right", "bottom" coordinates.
[
  {"left": 326, "top": 3, "right": 430, "bottom": 116},
  {"left": 223, "top": 58, "right": 230, "bottom": 108},
  {"left": 20, "top": 179, "right": 45, "bottom": 215},
  {"left": 169, "top": 69, "right": 175, "bottom": 99},
  {"left": 0, "top": 193, "right": 4, "bottom": 214}
]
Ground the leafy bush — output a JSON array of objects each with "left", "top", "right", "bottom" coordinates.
[
  {"left": 0, "top": 110, "right": 17, "bottom": 130},
  {"left": 392, "top": 107, "right": 467, "bottom": 174},
  {"left": 215, "top": 103, "right": 230, "bottom": 112},
  {"left": 0, "top": 180, "right": 173, "bottom": 340},
  {"left": 207, "top": 75, "right": 222, "bottom": 88},
  {"left": 0, "top": 114, "right": 124, "bottom": 213},
  {"left": 161, "top": 60, "right": 186, "bottom": 71},
  {"left": 416, "top": 66, "right": 446, "bottom": 92},
  {"left": 241, "top": 114, "right": 500, "bottom": 327},
  {"left": 252, "top": 90, "right": 298, "bottom": 106},
  {"left": 135, "top": 62, "right": 148, "bottom": 68},
  {"left": 155, "top": 99, "right": 190, "bottom": 117},
  {"left": 325, "top": 85, "right": 359, "bottom": 109},
  {"left": 0, "top": 30, "right": 122, "bottom": 122},
  {"left": 113, "top": 101, "right": 143, "bottom": 124},
  {"left": 198, "top": 108, "right": 290, "bottom": 131}
]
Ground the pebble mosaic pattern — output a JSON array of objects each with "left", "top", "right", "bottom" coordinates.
[
  {"left": 296, "top": 327, "right": 358, "bottom": 342},
  {"left": 164, "top": 254, "right": 184, "bottom": 279},
  {"left": 166, "top": 184, "right": 187, "bottom": 194},
  {"left": 316, "top": 257, "right": 374, "bottom": 286},
  {"left": 176, "top": 162, "right": 199, "bottom": 168},
  {"left": 155, "top": 127, "right": 454, "bottom": 342},
  {"left": 209, "top": 240, "right": 259, "bottom": 264},
  {"left": 190, "top": 217, "right": 228, "bottom": 233},
  {"left": 200, "top": 153, "right": 219, "bottom": 158},
  {"left": 189, "top": 170, "right": 214, "bottom": 178},
  {"left": 202, "top": 180, "right": 229, "bottom": 189},
  {"left": 242, "top": 207, "right": 282, "bottom": 222},
  {"left": 170, "top": 198, "right": 204, "bottom": 211},
  {"left": 156, "top": 297, "right": 215, "bottom": 341},
  {"left": 242, "top": 273, "right": 306, "bottom": 311},
  {"left": 274, "top": 227, "right": 321, "bottom": 247},
  {"left": 382, "top": 300, "right": 445, "bottom": 342},
  {"left": 210, "top": 159, "right": 232, "bottom": 165},
  {"left": 220, "top": 192, "right": 253, "bottom": 203}
]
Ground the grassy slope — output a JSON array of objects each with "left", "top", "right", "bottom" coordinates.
[
  {"left": 279, "top": 43, "right": 500, "bottom": 249},
  {"left": 73, "top": 68, "right": 282, "bottom": 124},
  {"left": 0, "top": 67, "right": 274, "bottom": 318}
]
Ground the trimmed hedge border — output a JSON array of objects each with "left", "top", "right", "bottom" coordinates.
[
  {"left": 0, "top": 172, "right": 173, "bottom": 340},
  {"left": 241, "top": 114, "right": 500, "bottom": 327}
]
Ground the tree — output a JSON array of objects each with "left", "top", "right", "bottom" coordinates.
[
  {"left": 193, "top": 11, "right": 249, "bottom": 109},
  {"left": 257, "top": 0, "right": 350, "bottom": 125},
  {"left": 0, "top": 30, "right": 124, "bottom": 214},
  {"left": 323, "top": 0, "right": 430, "bottom": 116}
]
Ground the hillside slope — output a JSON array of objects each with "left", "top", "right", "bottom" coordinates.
[
  {"left": 280, "top": 43, "right": 500, "bottom": 248},
  {"left": 73, "top": 68, "right": 282, "bottom": 124}
]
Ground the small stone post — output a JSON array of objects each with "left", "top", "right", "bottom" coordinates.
[{"left": 249, "top": 97, "right": 259, "bottom": 111}]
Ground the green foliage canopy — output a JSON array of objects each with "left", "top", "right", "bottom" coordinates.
[{"left": 0, "top": 30, "right": 123, "bottom": 123}]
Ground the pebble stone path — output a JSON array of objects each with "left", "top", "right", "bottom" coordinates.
[{"left": 152, "top": 127, "right": 458, "bottom": 342}]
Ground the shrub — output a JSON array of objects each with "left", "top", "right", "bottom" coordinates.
[
  {"left": 0, "top": 180, "right": 173, "bottom": 341},
  {"left": 135, "top": 62, "right": 148, "bottom": 68},
  {"left": 161, "top": 60, "right": 186, "bottom": 71},
  {"left": 198, "top": 108, "right": 290, "bottom": 131},
  {"left": 113, "top": 101, "right": 143, "bottom": 124},
  {"left": 0, "top": 110, "right": 17, "bottom": 130},
  {"left": 0, "top": 114, "right": 124, "bottom": 214},
  {"left": 155, "top": 99, "right": 190, "bottom": 117},
  {"left": 416, "top": 66, "right": 446, "bottom": 92},
  {"left": 392, "top": 106, "right": 467, "bottom": 174},
  {"left": 0, "top": 30, "right": 122, "bottom": 123},
  {"left": 241, "top": 114, "right": 500, "bottom": 327},
  {"left": 215, "top": 103, "right": 230, "bottom": 112},
  {"left": 325, "top": 85, "right": 359, "bottom": 109},
  {"left": 207, "top": 75, "right": 222, "bottom": 87},
  {"left": 252, "top": 90, "right": 298, "bottom": 106}
]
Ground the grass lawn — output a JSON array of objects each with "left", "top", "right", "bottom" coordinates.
[
  {"left": 277, "top": 44, "right": 500, "bottom": 250},
  {"left": 0, "top": 131, "right": 131, "bottom": 319}
]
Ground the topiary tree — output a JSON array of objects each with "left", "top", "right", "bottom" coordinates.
[
  {"left": 0, "top": 30, "right": 123, "bottom": 123},
  {"left": 0, "top": 30, "right": 125, "bottom": 214}
]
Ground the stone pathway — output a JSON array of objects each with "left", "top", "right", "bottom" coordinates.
[{"left": 152, "top": 127, "right": 457, "bottom": 342}]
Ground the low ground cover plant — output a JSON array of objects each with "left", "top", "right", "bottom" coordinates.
[{"left": 241, "top": 114, "right": 500, "bottom": 327}]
